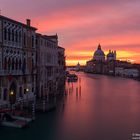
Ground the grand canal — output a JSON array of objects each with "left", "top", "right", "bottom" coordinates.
[{"left": 1, "top": 72, "right": 140, "bottom": 140}]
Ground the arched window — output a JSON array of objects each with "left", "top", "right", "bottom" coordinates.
[
  {"left": 8, "top": 58, "right": 11, "bottom": 70},
  {"left": 32, "top": 36, "right": 34, "bottom": 48},
  {"left": 8, "top": 28, "right": 11, "bottom": 41},
  {"left": 19, "top": 87, "right": 23, "bottom": 97},
  {"left": 24, "top": 58, "right": 26, "bottom": 68},
  {"left": 4, "top": 27, "right": 7, "bottom": 40},
  {"left": 22, "top": 58, "right": 26, "bottom": 73},
  {"left": 4, "top": 57, "right": 7, "bottom": 70},
  {"left": 15, "top": 31, "right": 18, "bottom": 42},
  {"left": 16, "top": 58, "right": 18, "bottom": 70},
  {"left": 12, "top": 30, "right": 14, "bottom": 42},
  {"left": 3, "top": 88, "right": 8, "bottom": 101},
  {"left": 19, "top": 31, "right": 21, "bottom": 43},
  {"left": 19, "top": 59, "right": 22, "bottom": 70},
  {"left": 23, "top": 33, "right": 26, "bottom": 46},
  {"left": 12, "top": 58, "right": 15, "bottom": 70},
  {"left": 32, "top": 58, "right": 34, "bottom": 70},
  {"left": 24, "top": 89, "right": 26, "bottom": 94}
]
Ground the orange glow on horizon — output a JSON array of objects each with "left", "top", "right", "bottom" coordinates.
[{"left": 66, "top": 50, "right": 140, "bottom": 66}]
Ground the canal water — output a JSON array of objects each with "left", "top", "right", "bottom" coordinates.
[{"left": 1, "top": 72, "right": 140, "bottom": 140}]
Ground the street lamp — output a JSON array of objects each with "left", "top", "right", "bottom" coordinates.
[
  {"left": 26, "top": 88, "right": 29, "bottom": 92},
  {"left": 10, "top": 91, "right": 14, "bottom": 96}
]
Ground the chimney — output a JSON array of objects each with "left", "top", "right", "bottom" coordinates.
[{"left": 26, "top": 19, "right": 31, "bottom": 27}]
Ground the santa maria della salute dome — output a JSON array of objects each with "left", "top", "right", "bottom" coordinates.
[{"left": 93, "top": 44, "right": 105, "bottom": 61}]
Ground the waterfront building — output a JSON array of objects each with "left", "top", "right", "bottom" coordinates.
[
  {"left": 85, "top": 60, "right": 94, "bottom": 73},
  {"left": 132, "top": 64, "right": 140, "bottom": 80},
  {"left": 57, "top": 46, "right": 66, "bottom": 94},
  {"left": 0, "top": 16, "right": 37, "bottom": 108},
  {"left": 86, "top": 44, "right": 117, "bottom": 74},
  {"left": 86, "top": 44, "right": 107, "bottom": 74},
  {"left": 85, "top": 44, "right": 140, "bottom": 78},
  {"left": 0, "top": 15, "right": 65, "bottom": 113},
  {"left": 36, "top": 34, "right": 65, "bottom": 109},
  {"left": 115, "top": 67, "right": 139, "bottom": 78},
  {"left": 115, "top": 67, "right": 125, "bottom": 77},
  {"left": 123, "top": 68, "right": 139, "bottom": 78},
  {"left": 37, "top": 34, "right": 58, "bottom": 99},
  {"left": 115, "top": 62, "right": 140, "bottom": 78}
]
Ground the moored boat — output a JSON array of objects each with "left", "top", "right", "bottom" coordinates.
[{"left": 67, "top": 74, "right": 78, "bottom": 82}]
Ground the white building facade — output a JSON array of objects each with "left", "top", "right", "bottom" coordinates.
[
  {"left": 0, "top": 16, "right": 37, "bottom": 108},
  {"left": 115, "top": 67, "right": 139, "bottom": 78}
]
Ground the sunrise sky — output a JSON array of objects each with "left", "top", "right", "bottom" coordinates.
[{"left": 1, "top": 0, "right": 140, "bottom": 66}]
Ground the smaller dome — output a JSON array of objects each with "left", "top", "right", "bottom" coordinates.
[
  {"left": 107, "top": 50, "right": 115, "bottom": 57},
  {"left": 107, "top": 53, "right": 114, "bottom": 57}
]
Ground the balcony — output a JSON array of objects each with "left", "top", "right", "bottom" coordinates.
[{"left": 0, "top": 70, "right": 23, "bottom": 76}]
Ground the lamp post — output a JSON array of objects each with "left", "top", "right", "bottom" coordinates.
[
  {"left": 25, "top": 88, "right": 29, "bottom": 115},
  {"left": 10, "top": 90, "right": 14, "bottom": 115},
  {"left": 26, "top": 88, "right": 29, "bottom": 105}
]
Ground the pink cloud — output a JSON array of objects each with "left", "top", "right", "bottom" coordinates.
[{"left": 1, "top": 0, "right": 140, "bottom": 65}]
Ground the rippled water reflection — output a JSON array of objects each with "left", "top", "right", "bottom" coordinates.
[{"left": 1, "top": 72, "right": 140, "bottom": 140}]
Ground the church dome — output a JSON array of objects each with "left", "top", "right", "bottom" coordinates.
[
  {"left": 94, "top": 44, "right": 105, "bottom": 57},
  {"left": 107, "top": 50, "right": 116, "bottom": 61},
  {"left": 107, "top": 52, "right": 114, "bottom": 57},
  {"left": 93, "top": 44, "right": 105, "bottom": 61}
]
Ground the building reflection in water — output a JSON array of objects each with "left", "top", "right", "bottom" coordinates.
[{"left": 57, "top": 72, "right": 140, "bottom": 140}]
